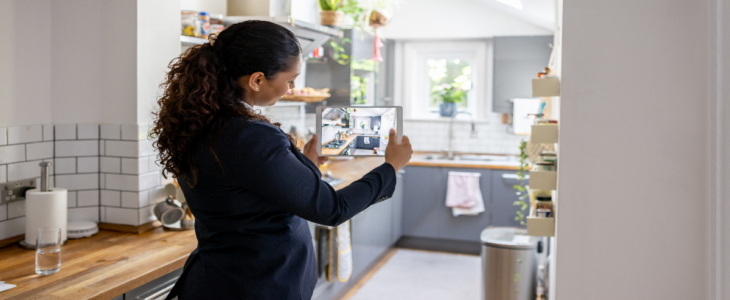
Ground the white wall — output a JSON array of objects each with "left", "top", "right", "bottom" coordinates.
[
  {"left": 0, "top": 0, "right": 52, "bottom": 127},
  {"left": 383, "top": 0, "right": 551, "bottom": 39},
  {"left": 101, "top": 0, "right": 138, "bottom": 125},
  {"left": 137, "top": 0, "right": 181, "bottom": 129},
  {"left": 558, "top": 0, "right": 712, "bottom": 299}
]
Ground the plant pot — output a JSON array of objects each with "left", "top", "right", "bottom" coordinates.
[
  {"left": 439, "top": 103, "right": 457, "bottom": 117},
  {"left": 320, "top": 11, "right": 344, "bottom": 27}
]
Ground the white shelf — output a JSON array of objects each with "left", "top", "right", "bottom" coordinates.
[
  {"left": 528, "top": 170, "right": 557, "bottom": 190},
  {"left": 527, "top": 207, "right": 555, "bottom": 237},
  {"left": 532, "top": 76, "right": 560, "bottom": 97},
  {"left": 180, "top": 35, "right": 207, "bottom": 46},
  {"left": 530, "top": 124, "right": 558, "bottom": 144}
]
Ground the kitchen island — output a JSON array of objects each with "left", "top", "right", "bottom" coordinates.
[{"left": 0, "top": 157, "right": 386, "bottom": 300}]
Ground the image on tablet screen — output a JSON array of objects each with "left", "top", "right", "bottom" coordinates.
[{"left": 320, "top": 107, "right": 397, "bottom": 156}]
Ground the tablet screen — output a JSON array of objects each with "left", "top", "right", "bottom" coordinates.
[{"left": 319, "top": 107, "right": 398, "bottom": 156}]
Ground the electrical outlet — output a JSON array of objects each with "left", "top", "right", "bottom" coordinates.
[{"left": 0, "top": 178, "right": 36, "bottom": 205}]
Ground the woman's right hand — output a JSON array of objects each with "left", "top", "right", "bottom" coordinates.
[{"left": 384, "top": 129, "right": 413, "bottom": 173}]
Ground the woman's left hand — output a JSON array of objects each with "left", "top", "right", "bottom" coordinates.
[{"left": 303, "top": 135, "right": 329, "bottom": 166}]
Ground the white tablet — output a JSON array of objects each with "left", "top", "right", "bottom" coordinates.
[{"left": 316, "top": 106, "right": 403, "bottom": 156}]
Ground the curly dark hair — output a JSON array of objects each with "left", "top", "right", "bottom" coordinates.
[{"left": 152, "top": 21, "right": 301, "bottom": 187}]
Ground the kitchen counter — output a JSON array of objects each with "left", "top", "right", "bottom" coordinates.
[
  {"left": 321, "top": 134, "right": 358, "bottom": 155},
  {"left": 408, "top": 152, "right": 524, "bottom": 170},
  {"left": 0, "top": 157, "right": 386, "bottom": 300}
]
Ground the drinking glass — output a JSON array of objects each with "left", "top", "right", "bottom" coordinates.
[{"left": 35, "top": 228, "right": 62, "bottom": 275}]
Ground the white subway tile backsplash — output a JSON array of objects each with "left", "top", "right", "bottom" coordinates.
[
  {"left": 121, "top": 124, "right": 138, "bottom": 141},
  {"left": 160, "top": 172, "right": 174, "bottom": 187},
  {"left": 67, "top": 191, "right": 77, "bottom": 207},
  {"left": 8, "top": 200, "right": 25, "bottom": 219},
  {"left": 138, "top": 206, "right": 155, "bottom": 225},
  {"left": 105, "top": 141, "right": 138, "bottom": 157},
  {"left": 8, "top": 160, "right": 42, "bottom": 181},
  {"left": 101, "top": 124, "right": 121, "bottom": 140},
  {"left": 43, "top": 124, "right": 54, "bottom": 141},
  {"left": 100, "top": 157, "right": 121, "bottom": 173},
  {"left": 139, "top": 172, "right": 161, "bottom": 191},
  {"left": 78, "top": 124, "right": 99, "bottom": 139},
  {"left": 102, "top": 207, "right": 138, "bottom": 226},
  {"left": 77, "top": 157, "right": 99, "bottom": 173},
  {"left": 0, "top": 165, "right": 5, "bottom": 183},
  {"left": 101, "top": 190, "right": 121, "bottom": 207},
  {"left": 54, "top": 158, "right": 76, "bottom": 174},
  {"left": 77, "top": 190, "right": 99, "bottom": 206},
  {"left": 55, "top": 174, "right": 98, "bottom": 190},
  {"left": 8, "top": 125, "right": 43, "bottom": 144},
  {"left": 55, "top": 124, "right": 77, "bottom": 140},
  {"left": 0, "top": 128, "right": 6, "bottom": 145},
  {"left": 148, "top": 186, "right": 166, "bottom": 205},
  {"left": 138, "top": 157, "right": 149, "bottom": 174},
  {"left": 121, "top": 191, "right": 147, "bottom": 208},
  {"left": 56, "top": 140, "right": 98, "bottom": 157},
  {"left": 0, "top": 217, "right": 25, "bottom": 239},
  {"left": 139, "top": 140, "right": 155, "bottom": 157},
  {"left": 0, "top": 204, "right": 6, "bottom": 221},
  {"left": 121, "top": 158, "right": 140, "bottom": 174},
  {"left": 0, "top": 144, "right": 25, "bottom": 164},
  {"left": 100, "top": 140, "right": 105, "bottom": 155},
  {"left": 148, "top": 156, "right": 161, "bottom": 172},
  {"left": 27, "top": 142, "right": 53, "bottom": 160},
  {"left": 105, "top": 174, "right": 139, "bottom": 191},
  {"left": 100, "top": 174, "right": 105, "bottom": 189},
  {"left": 68, "top": 207, "right": 99, "bottom": 222}
]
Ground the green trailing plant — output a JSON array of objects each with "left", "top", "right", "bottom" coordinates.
[
  {"left": 329, "top": 38, "right": 351, "bottom": 65},
  {"left": 512, "top": 140, "right": 529, "bottom": 225},
  {"left": 319, "top": 0, "right": 341, "bottom": 11}
]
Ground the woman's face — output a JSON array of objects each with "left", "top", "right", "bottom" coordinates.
[{"left": 244, "top": 55, "right": 302, "bottom": 107}]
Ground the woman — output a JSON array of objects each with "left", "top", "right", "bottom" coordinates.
[{"left": 153, "top": 21, "right": 412, "bottom": 300}]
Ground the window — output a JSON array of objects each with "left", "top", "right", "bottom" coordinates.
[{"left": 396, "top": 40, "right": 492, "bottom": 120}]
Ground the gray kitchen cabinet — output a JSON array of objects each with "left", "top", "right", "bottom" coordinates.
[
  {"left": 491, "top": 170, "right": 530, "bottom": 228},
  {"left": 492, "top": 35, "right": 554, "bottom": 113},
  {"left": 402, "top": 166, "right": 492, "bottom": 243},
  {"left": 391, "top": 169, "right": 405, "bottom": 244}
]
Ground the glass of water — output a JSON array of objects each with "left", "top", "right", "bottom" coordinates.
[{"left": 35, "top": 228, "right": 62, "bottom": 275}]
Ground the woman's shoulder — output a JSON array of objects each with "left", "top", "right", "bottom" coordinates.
[{"left": 226, "top": 117, "right": 288, "bottom": 141}]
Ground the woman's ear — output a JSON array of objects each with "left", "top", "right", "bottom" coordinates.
[{"left": 248, "top": 72, "right": 266, "bottom": 92}]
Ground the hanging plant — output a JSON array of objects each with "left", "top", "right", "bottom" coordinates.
[{"left": 329, "top": 38, "right": 351, "bottom": 65}]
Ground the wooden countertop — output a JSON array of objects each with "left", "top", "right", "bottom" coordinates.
[
  {"left": 0, "top": 158, "right": 386, "bottom": 300},
  {"left": 0, "top": 227, "right": 196, "bottom": 300},
  {"left": 321, "top": 134, "right": 358, "bottom": 156},
  {"left": 408, "top": 152, "right": 525, "bottom": 170}
]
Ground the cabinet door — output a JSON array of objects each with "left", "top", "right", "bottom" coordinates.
[
  {"left": 438, "top": 168, "right": 492, "bottom": 242},
  {"left": 391, "top": 169, "right": 405, "bottom": 244},
  {"left": 490, "top": 170, "right": 530, "bottom": 228},
  {"left": 401, "top": 166, "right": 446, "bottom": 239}
]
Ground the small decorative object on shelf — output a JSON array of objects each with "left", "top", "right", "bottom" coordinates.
[{"left": 319, "top": 0, "right": 345, "bottom": 27}]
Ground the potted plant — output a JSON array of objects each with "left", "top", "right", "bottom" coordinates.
[
  {"left": 319, "top": 0, "right": 344, "bottom": 27},
  {"left": 432, "top": 84, "right": 466, "bottom": 117}
]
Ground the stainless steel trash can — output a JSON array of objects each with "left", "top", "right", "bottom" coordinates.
[{"left": 481, "top": 227, "right": 539, "bottom": 300}]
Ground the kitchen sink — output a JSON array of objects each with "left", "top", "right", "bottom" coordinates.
[{"left": 423, "top": 154, "right": 515, "bottom": 162}]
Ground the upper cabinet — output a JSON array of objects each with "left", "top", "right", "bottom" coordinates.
[{"left": 492, "top": 36, "right": 554, "bottom": 113}]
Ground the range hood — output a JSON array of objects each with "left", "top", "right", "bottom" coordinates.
[{"left": 222, "top": 16, "right": 343, "bottom": 55}]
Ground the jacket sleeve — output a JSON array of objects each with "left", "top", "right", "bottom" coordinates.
[{"left": 226, "top": 121, "right": 396, "bottom": 226}]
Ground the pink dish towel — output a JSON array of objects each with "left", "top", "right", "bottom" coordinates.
[{"left": 446, "top": 172, "right": 484, "bottom": 211}]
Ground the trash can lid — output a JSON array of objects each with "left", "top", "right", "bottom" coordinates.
[{"left": 480, "top": 227, "right": 540, "bottom": 250}]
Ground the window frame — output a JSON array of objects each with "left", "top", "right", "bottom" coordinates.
[{"left": 395, "top": 39, "right": 493, "bottom": 121}]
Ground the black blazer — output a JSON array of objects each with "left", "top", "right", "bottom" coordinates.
[{"left": 167, "top": 117, "right": 396, "bottom": 300}]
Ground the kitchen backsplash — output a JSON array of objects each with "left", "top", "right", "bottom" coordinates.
[
  {"left": 306, "top": 112, "right": 524, "bottom": 155},
  {"left": 0, "top": 123, "right": 169, "bottom": 242}
]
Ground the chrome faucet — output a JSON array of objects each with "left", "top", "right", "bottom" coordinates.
[{"left": 447, "top": 111, "right": 477, "bottom": 160}]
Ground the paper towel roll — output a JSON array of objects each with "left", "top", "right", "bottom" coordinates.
[{"left": 24, "top": 188, "right": 68, "bottom": 246}]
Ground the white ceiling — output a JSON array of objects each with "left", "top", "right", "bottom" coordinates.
[{"left": 472, "top": 0, "right": 556, "bottom": 32}]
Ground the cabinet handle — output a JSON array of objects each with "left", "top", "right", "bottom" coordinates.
[{"left": 502, "top": 174, "right": 529, "bottom": 180}]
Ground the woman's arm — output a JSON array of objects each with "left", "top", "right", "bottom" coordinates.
[{"left": 226, "top": 121, "right": 396, "bottom": 226}]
